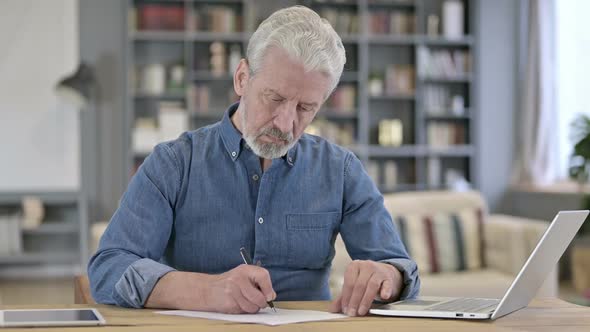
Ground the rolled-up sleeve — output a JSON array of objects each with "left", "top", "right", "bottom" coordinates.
[
  {"left": 339, "top": 152, "right": 420, "bottom": 300},
  {"left": 88, "top": 142, "right": 183, "bottom": 308}
]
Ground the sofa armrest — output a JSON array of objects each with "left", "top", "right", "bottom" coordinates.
[
  {"left": 485, "top": 214, "right": 549, "bottom": 274},
  {"left": 485, "top": 214, "right": 557, "bottom": 297}
]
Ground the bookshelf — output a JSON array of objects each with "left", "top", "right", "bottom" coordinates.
[
  {"left": 0, "top": 191, "right": 88, "bottom": 273},
  {"left": 125, "top": 0, "right": 478, "bottom": 193}
]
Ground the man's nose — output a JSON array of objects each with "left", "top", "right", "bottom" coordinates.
[{"left": 272, "top": 103, "right": 296, "bottom": 135}]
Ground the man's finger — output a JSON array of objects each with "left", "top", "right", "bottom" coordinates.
[
  {"left": 250, "top": 267, "right": 276, "bottom": 302},
  {"left": 329, "top": 295, "right": 342, "bottom": 313},
  {"left": 232, "top": 284, "right": 260, "bottom": 314},
  {"left": 346, "top": 268, "right": 373, "bottom": 316},
  {"left": 240, "top": 279, "right": 269, "bottom": 309},
  {"left": 340, "top": 263, "right": 360, "bottom": 313},
  {"left": 358, "top": 274, "right": 383, "bottom": 316},
  {"left": 380, "top": 278, "right": 394, "bottom": 300}
]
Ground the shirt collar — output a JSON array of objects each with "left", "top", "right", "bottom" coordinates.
[{"left": 219, "top": 102, "right": 297, "bottom": 166}]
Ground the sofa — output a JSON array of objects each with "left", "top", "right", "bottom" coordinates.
[{"left": 330, "top": 190, "right": 558, "bottom": 299}]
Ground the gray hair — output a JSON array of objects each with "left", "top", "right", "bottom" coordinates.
[{"left": 246, "top": 6, "right": 346, "bottom": 95}]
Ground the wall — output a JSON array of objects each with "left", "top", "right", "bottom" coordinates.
[
  {"left": 475, "top": 0, "right": 520, "bottom": 212},
  {"left": 0, "top": 0, "right": 79, "bottom": 191}
]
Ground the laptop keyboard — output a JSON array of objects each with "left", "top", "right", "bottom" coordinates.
[{"left": 425, "top": 298, "right": 499, "bottom": 313}]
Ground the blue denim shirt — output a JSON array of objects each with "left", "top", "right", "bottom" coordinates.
[{"left": 88, "top": 103, "right": 420, "bottom": 308}]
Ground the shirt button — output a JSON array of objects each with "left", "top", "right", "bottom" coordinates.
[
  {"left": 252, "top": 174, "right": 259, "bottom": 181},
  {"left": 231, "top": 151, "right": 237, "bottom": 157},
  {"left": 288, "top": 157, "right": 293, "bottom": 163},
  {"left": 258, "top": 217, "right": 264, "bottom": 224}
]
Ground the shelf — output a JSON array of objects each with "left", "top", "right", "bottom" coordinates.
[
  {"left": 130, "top": 30, "right": 186, "bottom": 41},
  {"left": 419, "top": 35, "right": 474, "bottom": 47},
  {"left": 426, "top": 145, "right": 474, "bottom": 157},
  {"left": 0, "top": 252, "right": 79, "bottom": 265},
  {"left": 367, "top": 34, "right": 416, "bottom": 45},
  {"left": 316, "top": 111, "right": 358, "bottom": 120},
  {"left": 192, "top": 71, "right": 233, "bottom": 81},
  {"left": 369, "top": 94, "right": 415, "bottom": 101},
  {"left": 420, "top": 75, "right": 473, "bottom": 83},
  {"left": 424, "top": 113, "right": 471, "bottom": 121},
  {"left": 0, "top": 191, "right": 79, "bottom": 205},
  {"left": 190, "top": 32, "right": 250, "bottom": 42},
  {"left": 134, "top": 92, "right": 185, "bottom": 100},
  {"left": 368, "top": 144, "right": 474, "bottom": 157},
  {"left": 369, "top": 145, "right": 423, "bottom": 157},
  {"left": 367, "top": 0, "right": 416, "bottom": 9},
  {"left": 22, "top": 222, "right": 79, "bottom": 236}
]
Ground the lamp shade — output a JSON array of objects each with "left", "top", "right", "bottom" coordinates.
[{"left": 55, "top": 62, "right": 96, "bottom": 109}]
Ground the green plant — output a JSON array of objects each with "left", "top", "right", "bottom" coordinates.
[{"left": 569, "top": 114, "right": 590, "bottom": 234}]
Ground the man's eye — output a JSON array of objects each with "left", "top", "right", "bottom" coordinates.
[{"left": 298, "top": 105, "right": 312, "bottom": 112}]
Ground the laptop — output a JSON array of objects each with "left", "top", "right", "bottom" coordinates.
[{"left": 370, "top": 210, "right": 589, "bottom": 320}]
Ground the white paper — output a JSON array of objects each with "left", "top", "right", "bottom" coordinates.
[{"left": 155, "top": 308, "right": 347, "bottom": 326}]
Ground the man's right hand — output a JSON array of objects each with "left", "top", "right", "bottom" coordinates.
[
  {"left": 145, "top": 264, "right": 276, "bottom": 313},
  {"left": 204, "top": 264, "right": 277, "bottom": 314}
]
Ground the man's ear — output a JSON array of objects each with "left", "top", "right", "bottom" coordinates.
[{"left": 233, "top": 59, "right": 250, "bottom": 97}]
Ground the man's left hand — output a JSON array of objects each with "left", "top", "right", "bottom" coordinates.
[{"left": 329, "top": 260, "right": 403, "bottom": 316}]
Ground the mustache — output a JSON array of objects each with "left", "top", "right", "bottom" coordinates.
[{"left": 258, "top": 127, "right": 293, "bottom": 142}]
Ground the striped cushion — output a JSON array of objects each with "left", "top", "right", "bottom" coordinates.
[{"left": 393, "top": 208, "right": 485, "bottom": 274}]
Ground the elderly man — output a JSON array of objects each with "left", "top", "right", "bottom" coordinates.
[{"left": 88, "top": 6, "right": 419, "bottom": 317}]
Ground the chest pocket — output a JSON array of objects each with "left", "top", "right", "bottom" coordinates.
[{"left": 286, "top": 212, "right": 340, "bottom": 269}]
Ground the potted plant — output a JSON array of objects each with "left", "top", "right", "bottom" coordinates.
[
  {"left": 569, "top": 114, "right": 590, "bottom": 301},
  {"left": 569, "top": 114, "right": 590, "bottom": 234}
]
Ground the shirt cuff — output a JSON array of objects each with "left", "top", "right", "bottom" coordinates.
[
  {"left": 113, "top": 258, "right": 176, "bottom": 308},
  {"left": 380, "top": 258, "right": 421, "bottom": 300}
]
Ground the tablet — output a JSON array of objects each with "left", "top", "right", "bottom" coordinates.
[{"left": 0, "top": 308, "right": 106, "bottom": 327}]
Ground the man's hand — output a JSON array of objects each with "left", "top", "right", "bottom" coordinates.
[
  {"left": 329, "top": 260, "right": 403, "bottom": 316},
  {"left": 145, "top": 264, "right": 276, "bottom": 313},
  {"left": 204, "top": 264, "right": 277, "bottom": 314}
]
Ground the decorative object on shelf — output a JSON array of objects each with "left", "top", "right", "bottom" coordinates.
[
  {"left": 427, "top": 157, "right": 442, "bottom": 188},
  {"left": 194, "top": 5, "right": 241, "bottom": 33},
  {"left": 0, "top": 213, "right": 22, "bottom": 257},
  {"left": 378, "top": 119, "right": 403, "bottom": 147},
  {"left": 417, "top": 46, "right": 471, "bottom": 79},
  {"left": 168, "top": 64, "right": 185, "bottom": 94},
  {"left": 210, "top": 42, "right": 227, "bottom": 76},
  {"left": 326, "top": 84, "right": 356, "bottom": 112},
  {"left": 135, "top": 4, "right": 185, "bottom": 31},
  {"left": 368, "top": 73, "right": 384, "bottom": 97},
  {"left": 317, "top": 7, "right": 358, "bottom": 35},
  {"left": 139, "top": 63, "right": 166, "bottom": 96},
  {"left": 21, "top": 196, "right": 45, "bottom": 230},
  {"left": 427, "top": 122, "right": 466, "bottom": 146},
  {"left": 228, "top": 44, "right": 242, "bottom": 74},
  {"left": 159, "top": 101, "right": 188, "bottom": 142},
  {"left": 132, "top": 118, "right": 159, "bottom": 155},
  {"left": 442, "top": 0, "right": 464, "bottom": 40},
  {"left": 306, "top": 119, "right": 355, "bottom": 146},
  {"left": 451, "top": 95, "right": 465, "bottom": 115},
  {"left": 189, "top": 85, "right": 211, "bottom": 114},
  {"left": 55, "top": 62, "right": 97, "bottom": 110},
  {"left": 385, "top": 65, "right": 415, "bottom": 96},
  {"left": 369, "top": 10, "right": 414, "bottom": 35},
  {"left": 445, "top": 168, "right": 470, "bottom": 191},
  {"left": 427, "top": 14, "right": 440, "bottom": 36},
  {"left": 383, "top": 160, "right": 398, "bottom": 190}
]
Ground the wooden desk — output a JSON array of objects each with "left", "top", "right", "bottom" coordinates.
[{"left": 1, "top": 299, "right": 589, "bottom": 331}]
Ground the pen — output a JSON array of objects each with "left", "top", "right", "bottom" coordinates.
[{"left": 239, "top": 247, "right": 276, "bottom": 312}]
